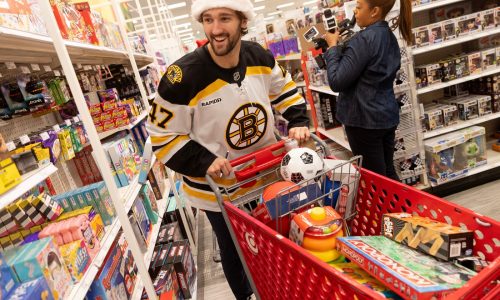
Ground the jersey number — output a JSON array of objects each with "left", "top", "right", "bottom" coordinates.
[{"left": 149, "top": 103, "right": 173, "bottom": 129}]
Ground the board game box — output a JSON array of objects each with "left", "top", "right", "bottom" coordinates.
[{"left": 337, "top": 236, "right": 476, "bottom": 300}]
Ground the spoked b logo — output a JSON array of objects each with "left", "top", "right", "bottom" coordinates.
[{"left": 226, "top": 103, "right": 267, "bottom": 150}]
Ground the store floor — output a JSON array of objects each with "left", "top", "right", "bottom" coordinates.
[{"left": 196, "top": 179, "right": 500, "bottom": 299}]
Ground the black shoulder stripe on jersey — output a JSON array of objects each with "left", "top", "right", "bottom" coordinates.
[
  {"left": 282, "top": 103, "right": 309, "bottom": 129},
  {"left": 271, "top": 88, "right": 299, "bottom": 105},
  {"left": 164, "top": 140, "right": 217, "bottom": 177},
  {"left": 241, "top": 41, "right": 275, "bottom": 69},
  {"left": 183, "top": 176, "right": 239, "bottom": 194}
]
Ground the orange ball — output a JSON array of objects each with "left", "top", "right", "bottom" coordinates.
[{"left": 261, "top": 181, "right": 298, "bottom": 202}]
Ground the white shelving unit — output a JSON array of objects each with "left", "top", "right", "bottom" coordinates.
[
  {"left": 416, "top": 67, "right": 500, "bottom": 95},
  {"left": 316, "top": 126, "right": 351, "bottom": 151},
  {"left": 0, "top": 163, "right": 58, "bottom": 208},
  {"left": 412, "top": 27, "right": 500, "bottom": 55},
  {"left": 412, "top": 0, "right": 467, "bottom": 13},
  {"left": 309, "top": 85, "right": 338, "bottom": 96},
  {"left": 148, "top": 93, "right": 157, "bottom": 100},
  {"left": 98, "top": 111, "right": 148, "bottom": 140},
  {"left": 424, "top": 112, "right": 500, "bottom": 139}
]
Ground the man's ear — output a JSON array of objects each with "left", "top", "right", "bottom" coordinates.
[{"left": 241, "top": 18, "right": 248, "bottom": 28}]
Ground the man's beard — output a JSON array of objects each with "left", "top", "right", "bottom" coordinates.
[{"left": 208, "top": 29, "right": 241, "bottom": 56}]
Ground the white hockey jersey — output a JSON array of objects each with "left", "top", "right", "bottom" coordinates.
[{"left": 146, "top": 41, "right": 308, "bottom": 211}]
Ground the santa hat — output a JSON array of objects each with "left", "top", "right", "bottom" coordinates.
[{"left": 191, "top": 0, "right": 256, "bottom": 22}]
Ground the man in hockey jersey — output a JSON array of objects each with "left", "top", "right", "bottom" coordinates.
[{"left": 146, "top": 0, "right": 310, "bottom": 298}]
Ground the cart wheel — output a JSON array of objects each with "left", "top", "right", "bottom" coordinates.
[{"left": 212, "top": 230, "right": 221, "bottom": 263}]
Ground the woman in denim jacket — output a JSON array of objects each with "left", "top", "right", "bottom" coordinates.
[{"left": 324, "top": 0, "right": 412, "bottom": 180}]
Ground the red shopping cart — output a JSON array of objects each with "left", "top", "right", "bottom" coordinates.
[{"left": 205, "top": 135, "right": 500, "bottom": 300}]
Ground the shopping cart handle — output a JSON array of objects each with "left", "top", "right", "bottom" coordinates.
[{"left": 231, "top": 140, "right": 286, "bottom": 181}]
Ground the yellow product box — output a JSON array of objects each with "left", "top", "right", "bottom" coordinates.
[
  {"left": 58, "top": 129, "right": 75, "bottom": 161},
  {"left": 0, "top": 158, "right": 22, "bottom": 195},
  {"left": 59, "top": 239, "right": 91, "bottom": 283},
  {"left": 8, "top": 232, "right": 23, "bottom": 247},
  {"left": 17, "top": 197, "right": 45, "bottom": 225},
  {"left": 20, "top": 229, "right": 32, "bottom": 238},
  {"left": 382, "top": 213, "right": 473, "bottom": 261},
  {"left": 0, "top": 236, "right": 12, "bottom": 251}
]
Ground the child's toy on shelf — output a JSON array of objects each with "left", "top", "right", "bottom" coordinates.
[
  {"left": 289, "top": 206, "right": 344, "bottom": 263},
  {"left": 338, "top": 236, "right": 476, "bottom": 300},
  {"left": 382, "top": 213, "right": 473, "bottom": 261}
]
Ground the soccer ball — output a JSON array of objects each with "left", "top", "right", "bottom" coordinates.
[{"left": 280, "top": 148, "right": 324, "bottom": 184}]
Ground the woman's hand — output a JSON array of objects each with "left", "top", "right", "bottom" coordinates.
[
  {"left": 325, "top": 30, "right": 341, "bottom": 48},
  {"left": 288, "top": 127, "right": 310, "bottom": 144}
]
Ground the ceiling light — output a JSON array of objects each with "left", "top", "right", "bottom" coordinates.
[
  {"left": 277, "top": 2, "right": 294, "bottom": 9},
  {"left": 179, "top": 32, "right": 193, "bottom": 37},
  {"left": 268, "top": 11, "right": 281, "bottom": 16},
  {"left": 303, "top": 0, "right": 317, "bottom": 5},
  {"left": 168, "top": 14, "right": 189, "bottom": 21},
  {"left": 254, "top": 5, "right": 264, "bottom": 11},
  {"left": 255, "top": 0, "right": 264, "bottom": 2},
  {"left": 177, "top": 28, "right": 192, "bottom": 34},
  {"left": 263, "top": 16, "right": 275, "bottom": 21},
  {"left": 173, "top": 22, "right": 191, "bottom": 29},
  {"left": 311, "top": 5, "right": 317, "bottom": 10},
  {"left": 167, "top": 2, "right": 186, "bottom": 9}
]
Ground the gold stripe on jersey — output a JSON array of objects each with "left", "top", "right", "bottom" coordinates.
[
  {"left": 188, "top": 79, "right": 228, "bottom": 107},
  {"left": 275, "top": 94, "right": 303, "bottom": 112},
  {"left": 185, "top": 175, "right": 238, "bottom": 187},
  {"left": 155, "top": 135, "right": 189, "bottom": 160},
  {"left": 183, "top": 181, "right": 266, "bottom": 203},
  {"left": 246, "top": 66, "right": 272, "bottom": 76},
  {"left": 151, "top": 135, "right": 173, "bottom": 145},
  {"left": 269, "top": 81, "right": 296, "bottom": 101}
]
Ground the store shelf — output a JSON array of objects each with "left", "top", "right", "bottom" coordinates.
[
  {"left": 296, "top": 81, "right": 306, "bottom": 88},
  {"left": 66, "top": 217, "right": 122, "bottom": 300},
  {"left": 98, "top": 111, "right": 148, "bottom": 140},
  {"left": 0, "top": 163, "right": 57, "bottom": 209},
  {"left": 412, "top": 0, "right": 467, "bottom": 13},
  {"left": 413, "top": 28, "right": 500, "bottom": 55},
  {"left": 317, "top": 126, "right": 351, "bottom": 151},
  {"left": 416, "top": 67, "right": 500, "bottom": 95},
  {"left": 148, "top": 93, "right": 157, "bottom": 100},
  {"left": 309, "top": 85, "right": 339, "bottom": 96},
  {"left": 0, "top": 27, "right": 153, "bottom": 66},
  {"left": 131, "top": 179, "right": 171, "bottom": 300},
  {"left": 424, "top": 112, "right": 500, "bottom": 139},
  {"left": 277, "top": 53, "right": 301, "bottom": 61}
]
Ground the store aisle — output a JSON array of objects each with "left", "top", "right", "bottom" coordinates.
[{"left": 197, "top": 180, "right": 500, "bottom": 299}]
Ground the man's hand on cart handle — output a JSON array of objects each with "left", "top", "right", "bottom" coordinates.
[
  {"left": 207, "top": 155, "right": 232, "bottom": 179},
  {"left": 288, "top": 126, "right": 311, "bottom": 144}
]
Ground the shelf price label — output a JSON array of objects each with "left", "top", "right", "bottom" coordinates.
[
  {"left": 40, "top": 132, "right": 50, "bottom": 141},
  {"left": 5, "top": 62, "right": 16, "bottom": 69},
  {"left": 65, "top": 119, "right": 72, "bottom": 126},
  {"left": 84, "top": 65, "right": 92, "bottom": 71},
  {"left": 53, "top": 70, "right": 61, "bottom": 76},
  {"left": 19, "top": 134, "right": 30, "bottom": 145},
  {"left": 31, "top": 64, "right": 40, "bottom": 71},
  {"left": 53, "top": 124, "right": 61, "bottom": 132},
  {"left": 73, "top": 116, "right": 80, "bottom": 123},
  {"left": 6, "top": 141, "right": 16, "bottom": 151},
  {"left": 77, "top": 63, "right": 82, "bottom": 69},
  {"left": 43, "top": 65, "right": 52, "bottom": 72},
  {"left": 20, "top": 66, "right": 30, "bottom": 74}
]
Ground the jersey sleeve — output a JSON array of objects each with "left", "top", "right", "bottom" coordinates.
[
  {"left": 146, "top": 71, "right": 216, "bottom": 177},
  {"left": 268, "top": 58, "right": 309, "bottom": 129}
]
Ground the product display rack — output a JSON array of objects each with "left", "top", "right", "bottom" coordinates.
[
  {"left": 97, "top": 110, "right": 148, "bottom": 140},
  {"left": 412, "top": 0, "right": 467, "bottom": 13}
]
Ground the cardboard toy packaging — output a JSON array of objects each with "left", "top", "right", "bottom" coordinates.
[
  {"left": 172, "top": 240, "right": 197, "bottom": 299},
  {"left": 337, "top": 236, "right": 476, "bottom": 300},
  {"left": 0, "top": 252, "right": 18, "bottom": 298},
  {"left": 7, "top": 277, "right": 54, "bottom": 300},
  {"left": 382, "top": 213, "right": 473, "bottom": 261}
]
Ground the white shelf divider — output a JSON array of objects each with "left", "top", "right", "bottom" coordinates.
[
  {"left": 0, "top": 163, "right": 57, "bottom": 209},
  {"left": 424, "top": 112, "right": 500, "bottom": 139},
  {"left": 309, "top": 85, "right": 339, "bottom": 96},
  {"left": 413, "top": 28, "right": 500, "bottom": 55},
  {"left": 317, "top": 126, "right": 351, "bottom": 151},
  {"left": 131, "top": 179, "right": 171, "bottom": 300},
  {"left": 412, "top": 0, "right": 467, "bottom": 13},
  {"left": 98, "top": 111, "right": 148, "bottom": 140},
  {"left": 148, "top": 93, "right": 157, "bottom": 100},
  {"left": 417, "top": 67, "right": 500, "bottom": 95}
]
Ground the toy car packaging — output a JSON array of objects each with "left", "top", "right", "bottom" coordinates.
[
  {"left": 337, "top": 236, "right": 476, "bottom": 300},
  {"left": 382, "top": 213, "right": 473, "bottom": 261}
]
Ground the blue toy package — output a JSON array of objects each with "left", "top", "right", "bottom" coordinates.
[
  {"left": 0, "top": 252, "right": 18, "bottom": 298},
  {"left": 8, "top": 278, "right": 54, "bottom": 300},
  {"left": 87, "top": 241, "right": 128, "bottom": 300}
]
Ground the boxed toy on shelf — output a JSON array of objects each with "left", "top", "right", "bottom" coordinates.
[{"left": 425, "top": 126, "right": 487, "bottom": 185}]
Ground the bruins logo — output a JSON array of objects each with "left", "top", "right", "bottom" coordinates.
[
  {"left": 226, "top": 103, "right": 267, "bottom": 150},
  {"left": 166, "top": 65, "right": 182, "bottom": 84}
]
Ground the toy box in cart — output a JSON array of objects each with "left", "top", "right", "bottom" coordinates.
[{"left": 337, "top": 236, "right": 476, "bottom": 300}]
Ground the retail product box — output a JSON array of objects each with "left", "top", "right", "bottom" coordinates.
[
  {"left": 442, "top": 19, "right": 458, "bottom": 41},
  {"left": 8, "top": 202, "right": 34, "bottom": 229},
  {"left": 73, "top": 2, "right": 99, "bottom": 45},
  {"left": 138, "top": 138, "right": 152, "bottom": 184},
  {"left": 441, "top": 96, "right": 479, "bottom": 120},
  {"left": 142, "top": 264, "right": 179, "bottom": 299},
  {"left": 58, "top": 239, "right": 91, "bottom": 282},
  {"left": 425, "top": 126, "right": 487, "bottom": 184},
  {"left": 151, "top": 243, "right": 173, "bottom": 278},
  {"left": 429, "top": 1, "right": 471, "bottom": 23},
  {"left": 413, "top": 25, "right": 430, "bottom": 48},
  {"left": 8, "top": 277, "right": 54, "bottom": 300},
  {"left": 328, "top": 262, "right": 400, "bottom": 299},
  {"left": 439, "top": 59, "right": 456, "bottom": 82},
  {"left": 87, "top": 241, "right": 128, "bottom": 300},
  {"left": 318, "top": 93, "right": 339, "bottom": 129},
  {"left": 172, "top": 240, "right": 196, "bottom": 299},
  {"left": 468, "top": 51, "right": 482, "bottom": 75},
  {"left": 157, "top": 223, "right": 177, "bottom": 246},
  {"left": 0, "top": 157, "right": 22, "bottom": 195},
  {"left": 117, "top": 231, "right": 137, "bottom": 297},
  {"left": 10, "top": 237, "right": 71, "bottom": 299},
  {"left": 481, "top": 9, "right": 495, "bottom": 30},
  {"left": 457, "top": 13, "right": 481, "bottom": 36},
  {"left": 428, "top": 23, "right": 443, "bottom": 44},
  {"left": 0, "top": 207, "right": 18, "bottom": 234},
  {"left": 477, "top": 94, "right": 492, "bottom": 116},
  {"left": 423, "top": 107, "right": 444, "bottom": 131},
  {"left": 482, "top": 48, "right": 496, "bottom": 71},
  {"left": 139, "top": 184, "right": 159, "bottom": 225},
  {"left": 453, "top": 55, "right": 470, "bottom": 78},
  {"left": 87, "top": 181, "right": 116, "bottom": 226},
  {"left": 439, "top": 104, "right": 459, "bottom": 126},
  {"left": 382, "top": 213, "right": 473, "bottom": 261},
  {"left": 0, "top": 252, "right": 19, "bottom": 298},
  {"left": 18, "top": 196, "right": 44, "bottom": 226},
  {"left": 337, "top": 236, "right": 476, "bottom": 300}
]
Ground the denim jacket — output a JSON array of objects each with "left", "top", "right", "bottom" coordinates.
[{"left": 324, "top": 21, "right": 401, "bottom": 129}]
